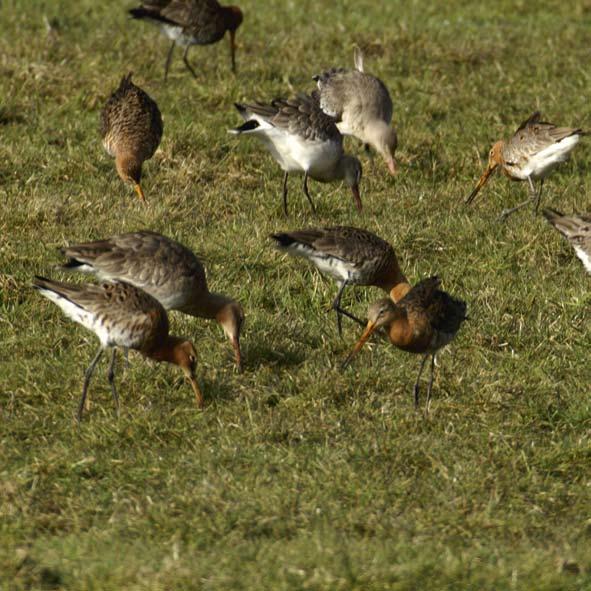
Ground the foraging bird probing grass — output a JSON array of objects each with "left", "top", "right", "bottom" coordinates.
[
  {"left": 270, "top": 226, "right": 410, "bottom": 336},
  {"left": 465, "top": 112, "right": 585, "bottom": 220},
  {"left": 229, "top": 95, "right": 363, "bottom": 216},
  {"left": 33, "top": 276, "right": 203, "bottom": 421},
  {"left": 100, "top": 73, "right": 163, "bottom": 203},
  {"left": 342, "top": 276, "right": 467, "bottom": 410},
  {"left": 60, "top": 231, "right": 244, "bottom": 371},
  {"left": 129, "top": 0, "right": 243, "bottom": 80},
  {"left": 313, "top": 47, "right": 397, "bottom": 175}
]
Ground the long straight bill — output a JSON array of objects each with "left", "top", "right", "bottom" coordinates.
[
  {"left": 465, "top": 165, "right": 495, "bottom": 205},
  {"left": 341, "top": 321, "right": 377, "bottom": 370}
]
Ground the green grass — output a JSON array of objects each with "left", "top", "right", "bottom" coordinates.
[{"left": 2, "top": 0, "right": 591, "bottom": 588}]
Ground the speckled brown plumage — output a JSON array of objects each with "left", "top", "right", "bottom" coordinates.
[
  {"left": 100, "top": 73, "right": 163, "bottom": 202},
  {"left": 33, "top": 276, "right": 203, "bottom": 420},
  {"left": 343, "top": 277, "right": 467, "bottom": 410},
  {"left": 129, "top": 0, "right": 243, "bottom": 79},
  {"left": 271, "top": 226, "right": 410, "bottom": 335},
  {"left": 60, "top": 231, "right": 244, "bottom": 370}
]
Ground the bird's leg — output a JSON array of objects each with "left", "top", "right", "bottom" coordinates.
[
  {"left": 332, "top": 281, "right": 347, "bottom": 337},
  {"left": 107, "top": 349, "right": 120, "bottom": 418},
  {"left": 182, "top": 45, "right": 198, "bottom": 79},
  {"left": 164, "top": 41, "right": 176, "bottom": 81},
  {"left": 498, "top": 176, "right": 538, "bottom": 221},
  {"left": 424, "top": 354, "right": 436, "bottom": 415},
  {"left": 123, "top": 347, "right": 130, "bottom": 370},
  {"left": 77, "top": 348, "right": 103, "bottom": 422},
  {"left": 533, "top": 179, "right": 544, "bottom": 214},
  {"left": 282, "top": 171, "right": 289, "bottom": 216},
  {"left": 302, "top": 172, "right": 317, "bottom": 213},
  {"left": 413, "top": 354, "right": 429, "bottom": 409}
]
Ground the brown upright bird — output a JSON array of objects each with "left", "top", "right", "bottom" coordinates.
[
  {"left": 543, "top": 208, "right": 591, "bottom": 274},
  {"left": 270, "top": 226, "right": 410, "bottom": 335},
  {"left": 129, "top": 0, "right": 243, "bottom": 80},
  {"left": 101, "top": 73, "right": 163, "bottom": 202},
  {"left": 33, "top": 276, "right": 203, "bottom": 421},
  {"left": 342, "top": 276, "right": 467, "bottom": 409},
  {"left": 60, "top": 231, "right": 244, "bottom": 370},
  {"left": 465, "top": 112, "right": 585, "bottom": 219}
]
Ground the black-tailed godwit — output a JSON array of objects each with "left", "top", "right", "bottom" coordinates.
[
  {"left": 101, "top": 73, "right": 163, "bottom": 203},
  {"left": 229, "top": 95, "right": 363, "bottom": 215},
  {"left": 313, "top": 48, "right": 397, "bottom": 175},
  {"left": 465, "top": 112, "right": 585, "bottom": 219},
  {"left": 271, "top": 226, "right": 410, "bottom": 335},
  {"left": 129, "top": 0, "right": 243, "bottom": 80},
  {"left": 60, "top": 231, "right": 244, "bottom": 371},
  {"left": 342, "top": 276, "right": 467, "bottom": 410},
  {"left": 33, "top": 276, "right": 203, "bottom": 421}
]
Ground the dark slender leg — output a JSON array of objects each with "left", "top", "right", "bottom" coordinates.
[
  {"left": 302, "top": 173, "right": 316, "bottom": 213},
  {"left": 533, "top": 179, "right": 544, "bottom": 214},
  {"left": 77, "top": 348, "right": 104, "bottom": 422},
  {"left": 107, "top": 349, "right": 120, "bottom": 418},
  {"left": 282, "top": 172, "right": 289, "bottom": 216},
  {"left": 182, "top": 45, "right": 198, "bottom": 79},
  {"left": 413, "top": 354, "right": 429, "bottom": 409},
  {"left": 331, "top": 281, "right": 366, "bottom": 336},
  {"left": 123, "top": 348, "right": 130, "bottom": 369},
  {"left": 424, "top": 354, "right": 436, "bottom": 414},
  {"left": 498, "top": 176, "right": 537, "bottom": 221},
  {"left": 164, "top": 41, "right": 176, "bottom": 81}
]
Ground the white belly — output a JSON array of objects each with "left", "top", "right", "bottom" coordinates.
[
  {"left": 517, "top": 135, "right": 580, "bottom": 180},
  {"left": 574, "top": 246, "right": 591, "bottom": 274}
]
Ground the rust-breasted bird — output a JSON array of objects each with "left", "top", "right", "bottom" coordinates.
[
  {"left": 342, "top": 276, "right": 467, "bottom": 410},
  {"left": 33, "top": 276, "right": 203, "bottom": 421},
  {"left": 100, "top": 73, "right": 163, "bottom": 203},
  {"left": 465, "top": 112, "right": 585, "bottom": 219}
]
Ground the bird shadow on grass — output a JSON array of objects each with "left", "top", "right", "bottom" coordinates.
[{"left": 240, "top": 342, "right": 309, "bottom": 371}]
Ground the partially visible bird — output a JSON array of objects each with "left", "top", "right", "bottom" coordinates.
[
  {"left": 129, "top": 0, "right": 243, "bottom": 80},
  {"left": 230, "top": 95, "right": 363, "bottom": 215},
  {"left": 465, "top": 112, "right": 585, "bottom": 219},
  {"left": 60, "top": 231, "right": 244, "bottom": 371},
  {"left": 270, "top": 226, "right": 410, "bottom": 335},
  {"left": 543, "top": 208, "right": 591, "bottom": 274},
  {"left": 313, "top": 48, "right": 397, "bottom": 175},
  {"left": 101, "top": 73, "right": 163, "bottom": 203},
  {"left": 342, "top": 276, "right": 467, "bottom": 410},
  {"left": 33, "top": 276, "right": 203, "bottom": 422}
]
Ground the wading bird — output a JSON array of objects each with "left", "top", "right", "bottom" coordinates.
[
  {"left": 60, "top": 231, "right": 244, "bottom": 371},
  {"left": 271, "top": 226, "right": 410, "bottom": 335},
  {"left": 230, "top": 95, "right": 362, "bottom": 215},
  {"left": 33, "top": 276, "right": 203, "bottom": 421},
  {"left": 543, "top": 208, "right": 591, "bottom": 274},
  {"left": 313, "top": 48, "right": 397, "bottom": 175},
  {"left": 129, "top": 0, "right": 243, "bottom": 80},
  {"left": 342, "top": 276, "right": 467, "bottom": 410},
  {"left": 465, "top": 112, "right": 585, "bottom": 220},
  {"left": 100, "top": 73, "right": 163, "bottom": 203}
]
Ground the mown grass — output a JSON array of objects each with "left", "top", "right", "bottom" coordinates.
[{"left": 1, "top": 0, "right": 591, "bottom": 589}]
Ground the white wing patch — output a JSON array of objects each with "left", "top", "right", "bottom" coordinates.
[
  {"left": 573, "top": 246, "right": 591, "bottom": 274},
  {"left": 520, "top": 134, "right": 580, "bottom": 180}
]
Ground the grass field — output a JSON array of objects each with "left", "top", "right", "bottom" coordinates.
[{"left": 2, "top": 0, "right": 591, "bottom": 589}]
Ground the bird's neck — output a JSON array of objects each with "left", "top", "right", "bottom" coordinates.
[
  {"left": 182, "top": 291, "right": 231, "bottom": 321},
  {"left": 147, "top": 335, "right": 185, "bottom": 366}
]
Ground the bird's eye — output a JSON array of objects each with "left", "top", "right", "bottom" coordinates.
[{"left": 189, "top": 354, "right": 196, "bottom": 364}]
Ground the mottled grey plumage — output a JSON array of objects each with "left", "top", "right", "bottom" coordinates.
[{"left": 313, "top": 48, "right": 397, "bottom": 174}]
